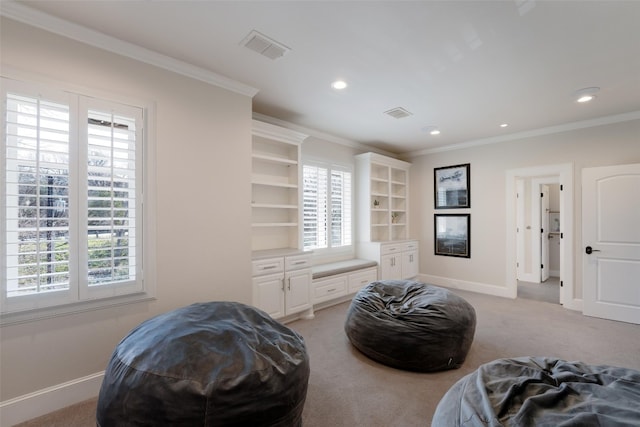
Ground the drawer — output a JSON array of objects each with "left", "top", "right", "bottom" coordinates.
[
  {"left": 348, "top": 267, "right": 378, "bottom": 293},
  {"left": 403, "top": 240, "right": 419, "bottom": 251},
  {"left": 381, "top": 243, "right": 403, "bottom": 256},
  {"left": 313, "top": 276, "right": 347, "bottom": 303},
  {"left": 285, "top": 253, "right": 312, "bottom": 270},
  {"left": 252, "top": 257, "right": 284, "bottom": 276}
]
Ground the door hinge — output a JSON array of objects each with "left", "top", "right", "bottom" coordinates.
[
  {"left": 540, "top": 192, "right": 544, "bottom": 198},
  {"left": 541, "top": 264, "right": 544, "bottom": 269},
  {"left": 560, "top": 280, "right": 563, "bottom": 287},
  {"left": 560, "top": 184, "right": 563, "bottom": 191},
  {"left": 560, "top": 232, "right": 563, "bottom": 239}
]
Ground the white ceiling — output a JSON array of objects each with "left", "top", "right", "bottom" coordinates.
[{"left": 7, "top": 0, "right": 640, "bottom": 155}]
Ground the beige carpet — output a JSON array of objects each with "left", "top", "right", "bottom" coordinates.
[{"left": 15, "top": 288, "right": 640, "bottom": 427}]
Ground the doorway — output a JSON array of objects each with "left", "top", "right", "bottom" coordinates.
[
  {"left": 516, "top": 179, "right": 561, "bottom": 303},
  {"left": 506, "top": 164, "right": 576, "bottom": 309}
]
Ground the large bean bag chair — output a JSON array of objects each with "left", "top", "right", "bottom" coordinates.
[
  {"left": 344, "top": 280, "right": 476, "bottom": 372},
  {"left": 432, "top": 357, "right": 640, "bottom": 426},
  {"left": 96, "top": 301, "right": 310, "bottom": 427}
]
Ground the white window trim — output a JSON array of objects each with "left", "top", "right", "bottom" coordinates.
[
  {"left": 1, "top": 75, "right": 157, "bottom": 326},
  {"left": 302, "top": 158, "right": 354, "bottom": 262}
]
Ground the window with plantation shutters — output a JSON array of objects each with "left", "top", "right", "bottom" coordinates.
[
  {"left": 330, "top": 170, "right": 352, "bottom": 247},
  {"left": 2, "top": 77, "right": 148, "bottom": 318},
  {"left": 85, "top": 110, "right": 138, "bottom": 287},
  {"left": 303, "top": 163, "right": 352, "bottom": 251}
]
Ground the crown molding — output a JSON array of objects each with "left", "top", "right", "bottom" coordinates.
[
  {"left": 406, "top": 110, "right": 640, "bottom": 158},
  {"left": 0, "top": 1, "right": 259, "bottom": 98},
  {"left": 252, "top": 112, "right": 398, "bottom": 158}
]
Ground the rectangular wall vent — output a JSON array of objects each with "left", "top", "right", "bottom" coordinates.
[
  {"left": 241, "top": 30, "right": 291, "bottom": 60},
  {"left": 384, "top": 107, "right": 413, "bottom": 119}
]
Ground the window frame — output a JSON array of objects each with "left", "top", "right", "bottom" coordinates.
[
  {"left": 1, "top": 76, "right": 156, "bottom": 325},
  {"left": 302, "top": 159, "right": 354, "bottom": 260}
]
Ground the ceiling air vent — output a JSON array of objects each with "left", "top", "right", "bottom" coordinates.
[
  {"left": 241, "top": 30, "right": 291, "bottom": 60},
  {"left": 384, "top": 107, "right": 413, "bottom": 119}
]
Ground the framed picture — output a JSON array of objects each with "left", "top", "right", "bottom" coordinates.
[
  {"left": 434, "top": 163, "right": 470, "bottom": 209},
  {"left": 434, "top": 214, "right": 470, "bottom": 258}
]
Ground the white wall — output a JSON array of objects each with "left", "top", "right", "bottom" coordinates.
[
  {"left": 1, "top": 18, "right": 253, "bottom": 402},
  {"left": 409, "top": 118, "right": 640, "bottom": 301}
]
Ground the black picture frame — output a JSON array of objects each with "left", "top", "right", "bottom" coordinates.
[
  {"left": 434, "top": 163, "right": 470, "bottom": 209},
  {"left": 434, "top": 214, "right": 470, "bottom": 258}
]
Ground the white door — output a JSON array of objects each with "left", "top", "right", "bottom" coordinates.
[
  {"left": 583, "top": 163, "right": 640, "bottom": 324},
  {"left": 541, "top": 185, "right": 550, "bottom": 282}
]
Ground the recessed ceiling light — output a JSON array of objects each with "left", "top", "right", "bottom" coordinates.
[
  {"left": 421, "top": 125, "right": 440, "bottom": 135},
  {"left": 573, "top": 87, "right": 599, "bottom": 103},
  {"left": 500, "top": 123, "right": 509, "bottom": 128},
  {"left": 331, "top": 80, "right": 347, "bottom": 90}
]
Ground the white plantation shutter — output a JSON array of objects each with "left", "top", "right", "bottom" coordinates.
[
  {"left": 4, "top": 93, "right": 72, "bottom": 298},
  {"left": 2, "top": 78, "right": 146, "bottom": 315},
  {"left": 303, "top": 165, "right": 327, "bottom": 250},
  {"left": 331, "top": 170, "right": 352, "bottom": 247},
  {"left": 303, "top": 163, "right": 352, "bottom": 251},
  {"left": 85, "top": 110, "right": 138, "bottom": 286}
]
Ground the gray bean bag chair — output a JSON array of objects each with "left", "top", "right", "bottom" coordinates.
[
  {"left": 97, "top": 301, "right": 310, "bottom": 427},
  {"left": 344, "top": 280, "right": 476, "bottom": 372},
  {"left": 432, "top": 357, "right": 640, "bottom": 426}
]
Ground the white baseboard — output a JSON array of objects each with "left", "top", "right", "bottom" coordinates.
[
  {"left": 0, "top": 371, "right": 104, "bottom": 426},
  {"left": 418, "top": 274, "right": 516, "bottom": 299}
]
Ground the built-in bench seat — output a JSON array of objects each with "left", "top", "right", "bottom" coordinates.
[
  {"left": 311, "top": 259, "right": 378, "bottom": 307},
  {"left": 312, "top": 259, "right": 378, "bottom": 280}
]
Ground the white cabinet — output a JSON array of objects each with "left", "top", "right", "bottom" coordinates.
[
  {"left": 355, "top": 153, "right": 418, "bottom": 281},
  {"left": 313, "top": 275, "right": 348, "bottom": 304},
  {"left": 348, "top": 267, "right": 378, "bottom": 293},
  {"left": 402, "top": 248, "right": 419, "bottom": 279},
  {"left": 285, "top": 268, "right": 312, "bottom": 314},
  {"left": 253, "top": 272, "right": 286, "bottom": 319},
  {"left": 381, "top": 252, "right": 403, "bottom": 280},
  {"left": 359, "top": 240, "right": 419, "bottom": 281},
  {"left": 252, "top": 250, "right": 312, "bottom": 319},
  {"left": 252, "top": 120, "right": 308, "bottom": 252},
  {"left": 355, "top": 152, "right": 411, "bottom": 242},
  {"left": 311, "top": 266, "right": 377, "bottom": 304}
]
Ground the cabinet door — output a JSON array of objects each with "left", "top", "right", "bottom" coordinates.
[
  {"left": 285, "top": 269, "right": 312, "bottom": 315},
  {"left": 402, "top": 250, "right": 419, "bottom": 279},
  {"left": 380, "top": 254, "right": 402, "bottom": 280},
  {"left": 253, "top": 273, "right": 285, "bottom": 318}
]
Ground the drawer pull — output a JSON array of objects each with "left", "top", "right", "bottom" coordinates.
[
  {"left": 292, "top": 261, "right": 306, "bottom": 265},
  {"left": 262, "top": 265, "right": 277, "bottom": 270},
  {"left": 327, "top": 288, "right": 336, "bottom": 292}
]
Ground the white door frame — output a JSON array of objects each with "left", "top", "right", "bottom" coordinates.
[{"left": 506, "top": 163, "right": 576, "bottom": 310}]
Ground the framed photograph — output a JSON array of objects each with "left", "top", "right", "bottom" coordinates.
[
  {"left": 434, "top": 214, "right": 470, "bottom": 258},
  {"left": 434, "top": 163, "right": 470, "bottom": 209}
]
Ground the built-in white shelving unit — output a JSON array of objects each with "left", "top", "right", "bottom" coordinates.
[
  {"left": 355, "top": 152, "right": 418, "bottom": 280},
  {"left": 251, "top": 120, "right": 308, "bottom": 252},
  {"left": 355, "top": 152, "right": 411, "bottom": 242}
]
